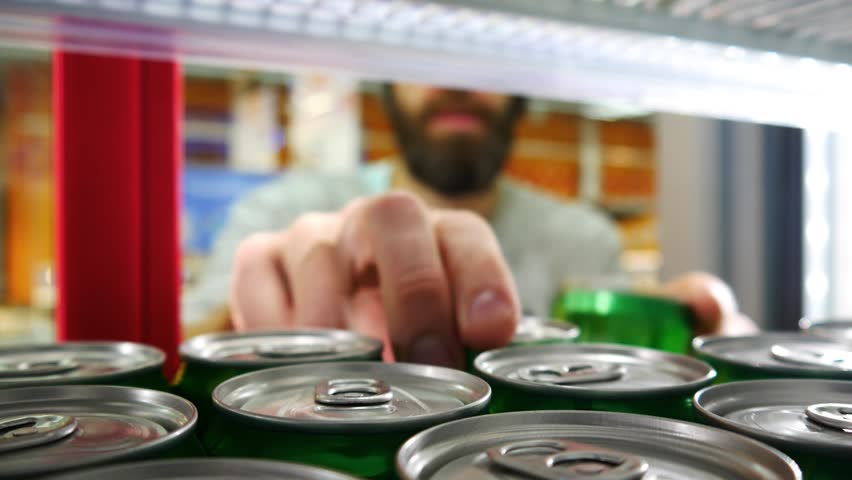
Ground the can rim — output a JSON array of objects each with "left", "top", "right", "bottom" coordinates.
[
  {"left": 512, "top": 316, "right": 580, "bottom": 343},
  {"left": 395, "top": 410, "right": 801, "bottom": 480},
  {"left": 38, "top": 458, "right": 360, "bottom": 480},
  {"left": 798, "top": 318, "right": 852, "bottom": 330},
  {"left": 179, "top": 329, "right": 383, "bottom": 368},
  {"left": 799, "top": 318, "right": 852, "bottom": 345},
  {"left": 692, "top": 333, "right": 852, "bottom": 378},
  {"left": 693, "top": 379, "right": 852, "bottom": 457},
  {"left": 474, "top": 343, "right": 716, "bottom": 398},
  {"left": 0, "top": 342, "right": 165, "bottom": 387},
  {"left": 212, "top": 361, "right": 490, "bottom": 434},
  {"left": 0, "top": 385, "right": 197, "bottom": 477}
]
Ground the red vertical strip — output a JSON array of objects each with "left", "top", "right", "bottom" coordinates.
[
  {"left": 140, "top": 60, "right": 182, "bottom": 377},
  {"left": 53, "top": 52, "right": 65, "bottom": 340},
  {"left": 54, "top": 52, "right": 144, "bottom": 342}
]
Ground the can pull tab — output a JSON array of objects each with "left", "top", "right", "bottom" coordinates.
[
  {"left": 255, "top": 344, "right": 338, "bottom": 358},
  {"left": 770, "top": 344, "right": 852, "bottom": 370},
  {"left": 769, "top": 344, "right": 852, "bottom": 370},
  {"left": 805, "top": 403, "right": 852, "bottom": 431},
  {"left": 0, "top": 414, "right": 78, "bottom": 453},
  {"left": 487, "top": 439, "right": 648, "bottom": 480},
  {"left": 314, "top": 378, "right": 393, "bottom": 407},
  {"left": 517, "top": 363, "right": 625, "bottom": 385},
  {"left": 0, "top": 358, "right": 79, "bottom": 378}
]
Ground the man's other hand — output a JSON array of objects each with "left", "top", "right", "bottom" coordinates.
[{"left": 660, "top": 272, "right": 759, "bottom": 336}]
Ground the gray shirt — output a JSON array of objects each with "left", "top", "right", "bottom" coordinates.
[{"left": 183, "top": 163, "right": 622, "bottom": 326}]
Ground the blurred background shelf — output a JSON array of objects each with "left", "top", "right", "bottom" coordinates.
[
  {"left": 1, "top": 0, "right": 850, "bottom": 128},
  {"left": 442, "top": 0, "right": 852, "bottom": 63}
]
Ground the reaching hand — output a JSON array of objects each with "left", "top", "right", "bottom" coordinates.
[{"left": 229, "top": 192, "right": 521, "bottom": 368}]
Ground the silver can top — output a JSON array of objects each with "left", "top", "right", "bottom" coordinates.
[
  {"left": 0, "top": 385, "right": 196, "bottom": 478},
  {"left": 180, "top": 329, "right": 383, "bottom": 368},
  {"left": 396, "top": 410, "right": 800, "bottom": 480},
  {"left": 474, "top": 343, "right": 714, "bottom": 398},
  {"left": 693, "top": 332, "right": 852, "bottom": 378},
  {"left": 0, "top": 342, "right": 164, "bottom": 388},
  {"left": 799, "top": 318, "right": 852, "bottom": 345},
  {"left": 213, "top": 361, "right": 490, "bottom": 434},
  {"left": 511, "top": 316, "right": 579, "bottom": 344},
  {"left": 694, "top": 379, "right": 852, "bottom": 457},
  {"left": 40, "top": 458, "right": 360, "bottom": 480}
]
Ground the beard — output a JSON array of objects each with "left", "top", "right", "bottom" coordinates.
[{"left": 382, "top": 86, "right": 525, "bottom": 196}]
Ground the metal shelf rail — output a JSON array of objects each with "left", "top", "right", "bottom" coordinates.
[{"left": 0, "top": 0, "right": 849, "bottom": 128}]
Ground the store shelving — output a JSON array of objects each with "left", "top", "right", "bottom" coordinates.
[{"left": 0, "top": 0, "right": 849, "bottom": 128}]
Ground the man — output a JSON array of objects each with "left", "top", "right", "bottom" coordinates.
[{"left": 185, "top": 83, "right": 755, "bottom": 367}]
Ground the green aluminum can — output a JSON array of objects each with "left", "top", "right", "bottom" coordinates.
[
  {"left": 0, "top": 342, "right": 167, "bottom": 391},
  {"left": 799, "top": 318, "right": 852, "bottom": 345},
  {"left": 175, "top": 329, "right": 383, "bottom": 432},
  {"left": 396, "top": 410, "right": 801, "bottom": 480},
  {"left": 692, "top": 332, "right": 852, "bottom": 383},
  {"left": 473, "top": 343, "right": 715, "bottom": 420},
  {"left": 551, "top": 289, "right": 693, "bottom": 354},
  {"left": 42, "top": 458, "right": 360, "bottom": 480},
  {"left": 694, "top": 379, "right": 852, "bottom": 480},
  {"left": 205, "top": 361, "right": 490, "bottom": 479},
  {"left": 464, "top": 316, "right": 579, "bottom": 370},
  {"left": 0, "top": 385, "right": 200, "bottom": 479}
]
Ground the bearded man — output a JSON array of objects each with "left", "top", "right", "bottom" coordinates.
[{"left": 185, "top": 83, "right": 755, "bottom": 367}]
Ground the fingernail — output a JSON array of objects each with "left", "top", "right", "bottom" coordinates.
[
  {"left": 469, "top": 289, "right": 513, "bottom": 328},
  {"left": 407, "top": 335, "right": 454, "bottom": 367}
]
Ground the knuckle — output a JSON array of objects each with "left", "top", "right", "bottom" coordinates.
[
  {"left": 233, "top": 232, "right": 275, "bottom": 272},
  {"left": 366, "top": 192, "right": 424, "bottom": 221},
  {"left": 287, "top": 212, "right": 332, "bottom": 239},
  {"left": 393, "top": 266, "right": 448, "bottom": 305},
  {"left": 437, "top": 210, "right": 490, "bottom": 234},
  {"left": 295, "top": 241, "right": 336, "bottom": 272}
]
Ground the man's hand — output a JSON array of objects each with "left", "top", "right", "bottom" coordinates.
[
  {"left": 229, "top": 192, "right": 520, "bottom": 368},
  {"left": 659, "top": 272, "right": 759, "bottom": 336}
]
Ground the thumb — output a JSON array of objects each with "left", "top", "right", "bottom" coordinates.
[{"left": 659, "top": 272, "right": 745, "bottom": 336}]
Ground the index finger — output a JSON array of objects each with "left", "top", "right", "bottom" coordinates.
[
  {"left": 434, "top": 210, "right": 518, "bottom": 350},
  {"left": 341, "top": 193, "right": 460, "bottom": 367}
]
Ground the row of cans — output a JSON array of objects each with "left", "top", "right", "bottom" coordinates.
[
  {"left": 6, "top": 389, "right": 840, "bottom": 480},
  {"left": 12, "top": 397, "right": 842, "bottom": 480},
  {"left": 3, "top": 316, "right": 850, "bottom": 393},
  {"left": 1, "top": 317, "right": 851, "bottom": 479},
  {"left": 1, "top": 366, "right": 847, "bottom": 479}
]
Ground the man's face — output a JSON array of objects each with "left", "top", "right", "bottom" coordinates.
[{"left": 385, "top": 84, "right": 523, "bottom": 196}]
